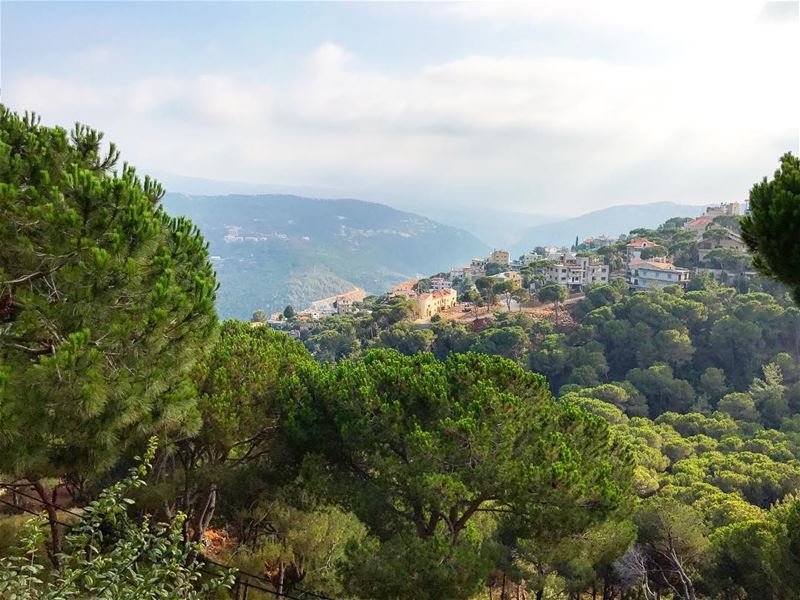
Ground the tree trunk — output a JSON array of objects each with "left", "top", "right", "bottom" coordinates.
[
  {"left": 193, "top": 483, "right": 217, "bottom": 542},
  {"left": 32, "top": 480, "right": 62, "bottom": 569},
  {"left": 277, "top": 562, "right": 287, "bottom": 598}
]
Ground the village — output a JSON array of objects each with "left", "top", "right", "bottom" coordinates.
[{"left": 258, "top": 202, "right": 749, "bottom": 331}]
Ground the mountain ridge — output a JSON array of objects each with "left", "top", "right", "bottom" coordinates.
[
  {"left": 162, "top": 193, "right": 489, "bottom": 319},
  {"left": 510, "top": 201, "right": 707, "bottom": 253}
]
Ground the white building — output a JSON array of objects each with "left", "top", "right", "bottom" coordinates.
[
  {"left": 544, "top": 254, "right": 609, "bottom": 290},
  {"left": 430, "top": 276, "right": 450, "bottom": 291},
  {"left": 627, "top": 259, "right": 691, "bottom": 290}
]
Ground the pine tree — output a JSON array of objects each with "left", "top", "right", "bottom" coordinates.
[
  {"left": 0, "top": 106, "right": 218, "bottom": 560},
  {"left": 741, "top": 152, "right": 800, "bottom": 303}
]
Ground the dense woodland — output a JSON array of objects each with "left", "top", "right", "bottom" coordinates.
[{"left": 2, "top": 107, "right": 800, "bottom": 599}]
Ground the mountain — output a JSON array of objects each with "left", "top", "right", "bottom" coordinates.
[
  {"left": 162, "top": 193, "right": 489, "bottom": 319},
  {"left": 510, "top": 201, "right": 707, "bottom": 254},
  {"left": 409, "top": 205, "right": 564, "bottom": 248},
  {"left": 151, "top": 170, "right": 341, "bottom": 199}
]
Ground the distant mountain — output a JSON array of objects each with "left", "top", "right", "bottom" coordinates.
[
  {"left": 510, "top": 202, "right": 706, "bottom": 255},
  {"left": 151, "top": 170, "right": 341, "bottom": 199},
  {"left": 162, "top": 194, "right": 489, "bottom": 319},
  {"left": 409, "top": 205, "right": 564, "bottom": 248}
]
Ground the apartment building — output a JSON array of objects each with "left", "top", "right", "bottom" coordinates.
[
  {"left": 545, "top": 254, "right": 609, "bottom": 290},
  {"left": 628, "top": 259, "right": 691, "bottom": 290}
]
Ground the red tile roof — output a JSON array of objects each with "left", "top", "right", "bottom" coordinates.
[{"left": 627, "top": 238, "right": 657, "bottom": 248}]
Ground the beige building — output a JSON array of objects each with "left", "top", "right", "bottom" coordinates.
[
  {"left": 490, "top": 271, "right": 522, "bottom": 287},
  {"left": 417, "top": 288, "right": 458, "bottom": 318},
  {"left": 705, "top": 202, "right": 741, "bottom": 218},
  {"left": 489, "top": 249, "right": 510, "bottom": 266}
]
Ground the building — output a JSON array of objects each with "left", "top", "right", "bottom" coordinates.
[
  {"left": 625, "top": 239, "right": 660, "bottom": 262},
  {"left": 468, "top": 258, "right": 487, "bottom": 277},
  {"left": 489, "top": 249, "right": 510, "bottom": 266},
  {"left": 519, "top": 251, "right": 543, "bottom": 266},
  {"left": 489, "top": 271, "right": 522, "bottom": 287},
  {"left": 697, "top": 227, "right": 747, "bottom": 261},
  {"left": 334, "top": 298, "right": 355, "bottom": 314},
  {"left": 627, "top": 259, "right": 691, "bottom": 290},
  {"left": 582, "top": 235, "right": 615, "bottom": 248},
  {"left": 430, "top": 276, "right": 450, "bottom": 291},
  {"left": 683, "top": 215, "right": 714, "bottom": 237},
  {"left": 544, "top": 254, "right": 610, "bottom": 290},
  {"left": 388, "top": 279, "right": 418, "bottom": 300},
  {"left": 705, "top": 202, "right": 741, "bottom": 218},
  {"left": 305, "top": 288, "right": 368, "bottom": 317},
  {"left": 417, "top": 288, "right": 458, "bottom": 318}
]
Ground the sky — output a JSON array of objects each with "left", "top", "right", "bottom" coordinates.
[{"left": 1, "top": 1, "right": 799, "bottom": 216}]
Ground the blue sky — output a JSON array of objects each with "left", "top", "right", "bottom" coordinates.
[{"left": 2, "top": 1, "right": 798, "bottom": 215}]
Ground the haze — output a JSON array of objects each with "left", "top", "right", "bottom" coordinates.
[{"left": 2, "top": 1, "right": 798, "bottom": 216}]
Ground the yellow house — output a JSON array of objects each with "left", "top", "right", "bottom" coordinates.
[{"left": 417, "top": 288, "right": 457, "bottom": 318}]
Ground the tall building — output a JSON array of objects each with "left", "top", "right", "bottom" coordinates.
[
  {"left": 544, "top": 253, "right": 609, "bottom": 290},
  {"left": 489, "top": 249, "right": 510, "bottom": 266}
]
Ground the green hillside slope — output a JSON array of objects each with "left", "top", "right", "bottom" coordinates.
[{"left": 163, "top": 193, "right": 489, "bottom": 318}]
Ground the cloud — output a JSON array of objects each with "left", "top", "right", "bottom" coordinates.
[{"left": 4, "top": 15, "right": 798, "bottom": 215}]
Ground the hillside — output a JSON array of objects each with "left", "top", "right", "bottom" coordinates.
[
  {"left": 511, "top": 201, "right": 705, "bottom": 253},
  {"left": 162, "top": 193, "right": 489, "bottom": 319}
]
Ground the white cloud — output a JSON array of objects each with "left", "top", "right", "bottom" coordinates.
[{"left": 5, "top": 9, "right": 798, "bottom": 215}]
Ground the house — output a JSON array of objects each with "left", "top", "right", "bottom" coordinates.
[
  {"left": 489, "top": 249, "right": 510, "bottom": 266},
  {"left": 625, "top": 239, "right": 660, "bottom": 262},
  {"left": 489, "top": 271, "right": 522, "bottom": 287},
  {"left": 683, "top": 215, "right": 714, "bottom": 237},
  {"left": 388, "top": 279, "right": 418, "bottom": 300},
  {"left": 468, "top": 258, "right": 487, "bottom": 277},
  {"left": 334, "top": 298, "right": 354, "bottom": 314},
  {"left": 697, "top": 227, "right": 747, "bottom": 261},
  {"left": 627, "top": 259, "right": 691, "bottom": 290},
  {"left": 417, "top": 288, "right": 458, "bottom": 318},
  {"left": 307, "top": 288, "right": 368, "bottom": 317},
  {"left": 544, "top": 253, "right": 609, "bottom": 291},
  {"left": 582, "top": 235, "right": 615, "bottom": 248},
  {"left": 705, "top": 202, "right": 741, "bottom": 218},
  {"left": 430, "top": 276, "right": 450, "bottom": 291},
  {"left": 519, "top": 251, "right": 543, "bottom": 266}
]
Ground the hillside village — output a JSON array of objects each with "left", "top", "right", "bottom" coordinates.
[{"left": 259, "top": 201, "right": 750, "bottom": 328}]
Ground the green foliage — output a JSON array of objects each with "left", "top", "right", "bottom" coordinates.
[
  {"left": 377, "top": 323, "right": 435, "bottom": 355},
  {"left": 160, "top": 321, "right": 315, "bottom": 540},
  {"left": 537, "top": 284, "right": 568, "bottom": 305},
  {"left": 472, "top": 326, "right": 529, "bottom": 361},
  {"left": 741, "top": 152, "right": 800, "bottom": 303},
  {"left": 282, "top": 350, "right": 634, "bottom": 597},
  {"left": 220, "top": 498, "right": 365, "bottom": 598},
  {"left": 0, "top": 439, "right": 233, "bottom": 598},
  {"left": 0, "top": 108, "right": 217, "bottom": 485}
]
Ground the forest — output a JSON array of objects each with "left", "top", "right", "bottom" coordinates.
[{"left": 2, "top": 107, "right": 800, "bottom": 600}]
